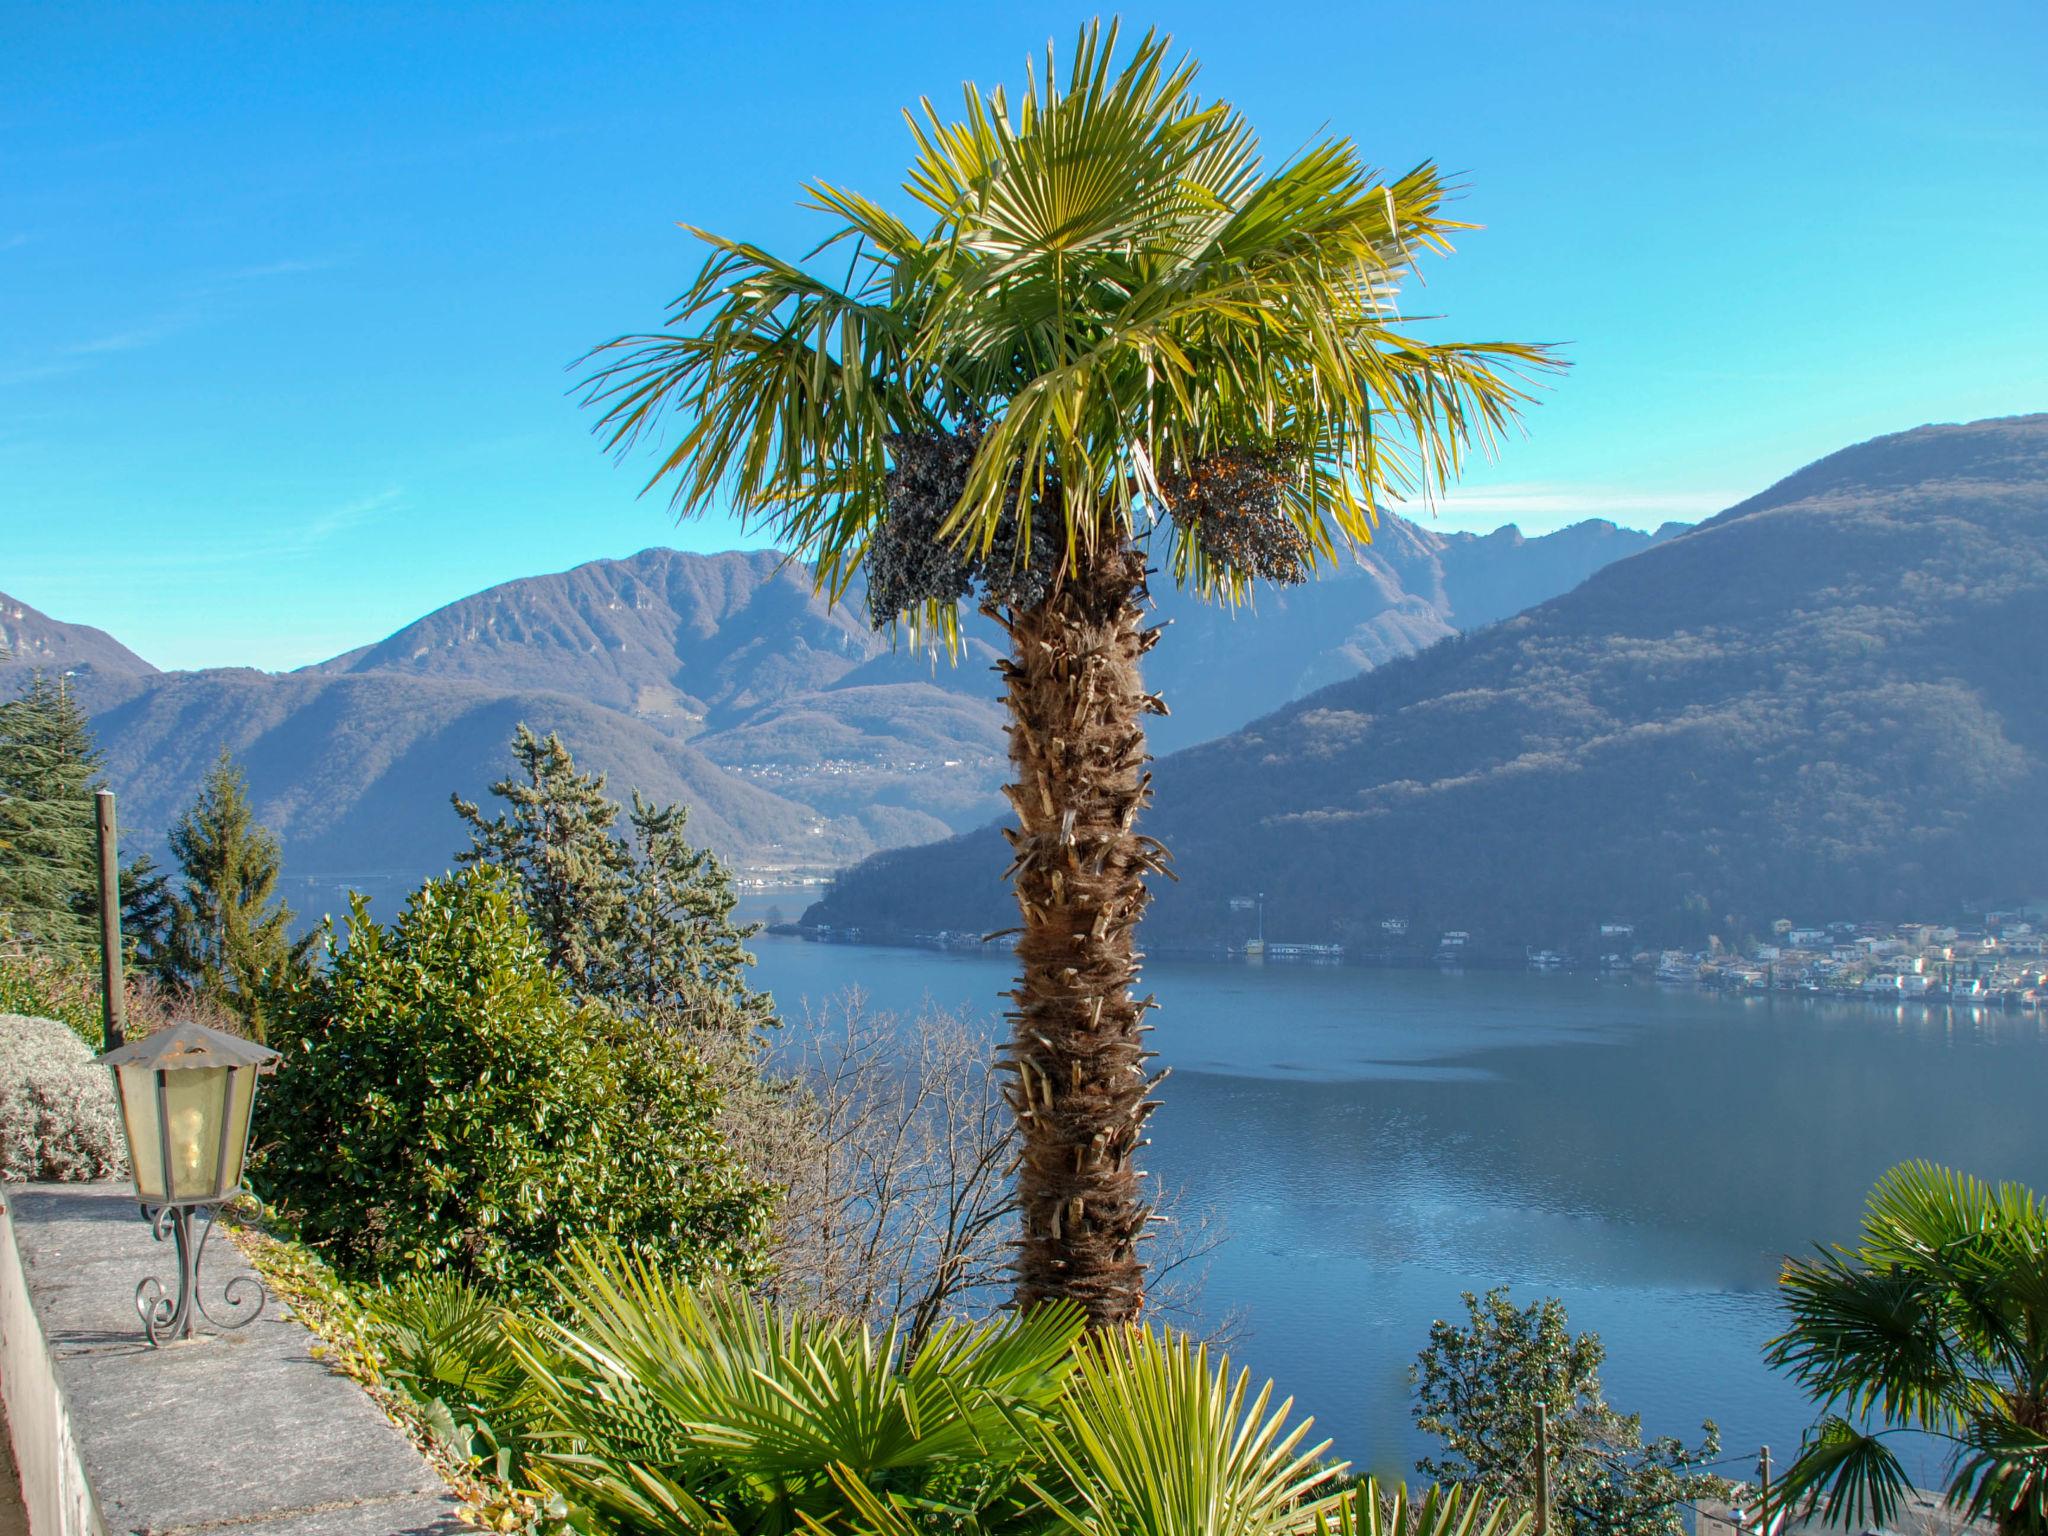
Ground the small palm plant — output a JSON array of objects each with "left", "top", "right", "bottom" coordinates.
[
  {"left": 1766, "top": 1162, "right": 2048, "bottom": 1536},
  {"left": 508, "top": 1244, "right": 1468, "bottom": 1536},
  {"left": 581, "top": 21, "right": 1556, "bottom": 1323},
  {"left": 1026, "top": 1326, "right": 1343, "bottom": 1536},
  {"left": 515, "top": 1242, "right": 1087, "bottom": 1535}
]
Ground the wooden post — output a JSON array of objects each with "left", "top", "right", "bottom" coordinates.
[
  {"left": 1758, "top": 1446, "right": 1772, "bottom": 1536},
  {"left": 95, "top": 789, "right": 126, "bottom": 1051},
  {"left": 1535, "top": 1402, "right": 1552, "bottom": 1536}
]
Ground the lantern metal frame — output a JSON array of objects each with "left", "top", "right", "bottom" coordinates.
[{"left": 96, "top": 1021, "right": 281, "bottom": 1346}]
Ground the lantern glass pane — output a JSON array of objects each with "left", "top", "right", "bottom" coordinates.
[
  {"left": 162, "top": 1067, "right": 230, "bottom": 1201},
  {"left": 117, "top": 1065, "right": 167, "bottom": 1203},
  {"left": 220, "top": 1065, "right": 258, "bottom": 1192}
]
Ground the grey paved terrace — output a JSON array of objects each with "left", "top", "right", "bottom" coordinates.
[{"left": 5, "top": 1182, "right": 463, "bottom": 1536}]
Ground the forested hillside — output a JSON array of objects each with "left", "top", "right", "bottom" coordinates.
[{"left": 809, "top": 415, "right": 2048, "bottom": 947}]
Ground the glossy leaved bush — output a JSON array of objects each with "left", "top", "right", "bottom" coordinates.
[{"left": 257, "top": 868, "right": 774, "bottom": 1296}]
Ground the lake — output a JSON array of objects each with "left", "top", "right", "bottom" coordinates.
[{"left": 738, "top": 915, "right": 2048, "bottom": 1483}]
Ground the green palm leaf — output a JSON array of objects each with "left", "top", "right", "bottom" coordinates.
[
  {"left": 1772, "top": 1416, "right": 1915, "bottom": 1532},
  {"left": 1316, "top": 1480, "right": 1534, "bottom": 1536},
  {"left": 579, "top": 19, "right": 1558, "bottom": 627},
  {"left": 1023, "top": 1326, "right": 1344, "bottom": 1536},
  {"left": 517, "top": 1242, "right": 1084, "bottom": 1532},
  {"left": 1955, "top": 1419, "right": 2048, "bottom": 1534},
  {"left": 1770, "top": 1164, "right": 2048, "bottom": 1536}
]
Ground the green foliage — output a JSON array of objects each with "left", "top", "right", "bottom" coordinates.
[
  {"left": 159, "top": 748, "right": 311, "bottom": 1039},
  {"left": 602, "top": 791, "right": 775, "bottom": 1035},
  {"left": 1315, "top": 1482, "right": 1534, "bottom": 1536},
  {"left": 259, "top": 867, "right": 774, "bottom": 1297},
  {"left": 359, "top": 1273, "right": 549, "bottom": 1485},
  {"left": 0, "top": 944, "right": 103, "bottom": 1047},
  {"left": 1026, "top": 1325, "right": 1343, "bottom": 1536},
  {"left": 286, "top": 1240, "right": 1522, "bottom": 1536},
  {"left": 1767, "top": 1161, "right": 2048, "bottom": 1536},
  {"left": 107, "top": 852, "right": 174, "bottom": 978},
  {"left": 0, "top": 672, "right": 168, "bottom": 974},
  {"left": 455, "top": 725, "right": 632, "bottom": 989},
  {"left": 456, "top": 726, "right": 774, "bottom": 1036},
  {"left": 520, "top": 1242, "right": 1085, "bottom": 1536},
  {"left": 1412, "top": 1289, "right": 1726, "bottom": 1536},
  {"left": 581, "top": 20, "right": 1553, "bottom": 636},
  {"left": 0, "top": 672, "right": 104, "bottom": 954}
]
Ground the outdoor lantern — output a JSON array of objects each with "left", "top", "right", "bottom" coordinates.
[{"left": 96, "top": 1021, "right": 281, "bottom": 1344}]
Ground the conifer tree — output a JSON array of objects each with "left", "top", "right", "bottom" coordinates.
[
  {"left": 454, "top": 727, "right": 773, "bottom": 1036},
  {"left": 452, "top": 725, "right": 630, "bottom": 989},
  {"left": 160, "top": 748, "right": 309, "bottom": 1038},
  {"left": 604, "top": 791, "right": 775, "bottom": 1037},
  {"left": 0, "top": 672, "right": 104, "bottom": 954},
  {"left": 102, "top": 855, "right": 174, "bottom": 973}
]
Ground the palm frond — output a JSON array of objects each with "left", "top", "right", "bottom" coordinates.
[
  {"left": 576, "top": 18, "right": 1559, "bottom": 628},
  {"left": 1767, "top": 1247, "right": 1973, "bottom": 1431},
  {"left": 1024, "top": 1325, "right": 1344, "bottom": 1536},
  {"left": 1316, "top": 1479, "right": 1534, "bottom": 1536},
  {"left": 1954, "top": 1417, "right": 2048, "bottom": 1533},
  {"left": 517, "top": 1242, "right": 1084, "bottom": 1529},
  {"left": 1773, "top": 1416, "right": 1916, "bottom": 1533}
]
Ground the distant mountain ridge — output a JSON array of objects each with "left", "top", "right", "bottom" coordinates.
[
  {"left": 807, "top": 414, "right": 2048, "bottom": 947},
  {"left": 2, "top": 506, "right": 1680, "bottom": 903},
  {"left": 1138, "top": 510, "right": 1680, "bottom": 753},
  {"left": 311, "top": 548, "right": 890, "bottom": 727},
  {"left": 1, "top": 593, "right": 157, "bottom": 675}
]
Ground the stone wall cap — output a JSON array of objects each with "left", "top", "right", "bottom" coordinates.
[{"left": 4, "top": 1182, "right": 461, "bottom": 1536}]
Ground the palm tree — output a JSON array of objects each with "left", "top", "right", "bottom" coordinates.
[
  {"left": 580, "top": 22, "right": 1556, "bottom": 1325},
  {"left": 1766, "top": 1162, "right": 2048, "bottom": 1536}
]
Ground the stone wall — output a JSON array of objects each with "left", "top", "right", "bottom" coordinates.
[{"left": 0, "top": 1183, "right": 462, "bottom": 1536}]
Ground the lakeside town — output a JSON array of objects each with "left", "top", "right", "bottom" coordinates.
[
  {"left": 1635, "top": 914, "right": 2048, "bottom": 1007},
  {"left": 796, "top": 908, "right": 2048, "bottom": 1011}
]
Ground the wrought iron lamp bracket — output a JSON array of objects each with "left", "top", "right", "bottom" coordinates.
[{"left": 134, "top": 1200, "right": 265, "bottom": 1346}]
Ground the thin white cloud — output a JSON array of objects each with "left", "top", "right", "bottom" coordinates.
[
  {"left": 15, "top": 488, "right": 409, "bottom": 581},
  {"left": 62, "top": 312, "right": 200, "bottom": 356},
  {"left": 299, "top": 487, "right": 406, "bottom": 546},
  {"left": 0, "top": 358, "right": 85, "bottom": 387},
  {"left": 2, "top": 253, "right": 342, "bottom": 386},
  {"left": 210, "top": 255, "right": 347, "bottom": 283},
  {"left": 1422, "top": 483, "right": 1738, "bottom": 518}
]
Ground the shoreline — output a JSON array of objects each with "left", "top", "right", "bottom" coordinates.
[{"left": 769, "top": 924, "right": 2046, "bottom": 1013}]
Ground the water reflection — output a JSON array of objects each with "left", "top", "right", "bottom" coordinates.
[{"left": 743, "top": 925, "right": 2048, "bottom": 1479}]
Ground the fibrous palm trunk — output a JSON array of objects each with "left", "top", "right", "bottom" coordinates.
[{"left": 996, "top": 539, "right": 1169, "bottom": 1327}]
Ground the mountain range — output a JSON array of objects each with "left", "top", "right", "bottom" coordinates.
[
  {"left": 2, "top": 510, "right": 1671, "bottom": 908},
  {"left": 807, "top": 414, "right": 2048, "bottom": 949}
]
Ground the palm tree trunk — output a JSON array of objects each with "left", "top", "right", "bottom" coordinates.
[{"left": 997, "top": 540, "right": 1168, "bottom": 1326}]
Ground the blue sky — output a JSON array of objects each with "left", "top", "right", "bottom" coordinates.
[{"left": 5, "top": 1, "right": 2044, "bottom": 671}]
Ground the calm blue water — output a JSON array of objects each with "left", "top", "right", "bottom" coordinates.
[{"left": 739, "top": 915, "right": 2048, "bottom": 1483}]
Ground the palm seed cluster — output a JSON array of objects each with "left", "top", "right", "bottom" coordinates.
[
  {"left": 1160, "top": 444, "right": 1311, "bottom": 583},
  {"left": 865, "top": 428, "right": 1063, "bottom": 624},
  {"left": 867, "top": 432, "right": 1315, "bottom": 624}
]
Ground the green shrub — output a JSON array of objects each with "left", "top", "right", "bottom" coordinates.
[
  {"left": 0, "top": 946, "right": 102, "bottom": 1048},
  {"left": 258, "top": 868, "right": 774, "bottom": 1296},
  {"left": 1, "top": 1009, "right": 126, "bottom": 1181}
]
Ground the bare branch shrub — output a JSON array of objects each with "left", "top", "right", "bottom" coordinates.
[
  {"left": 721, "top": 993, "right": 1013, "bottom": 1353},
  {"left": 710, "top": 988, "right": 1225, "bottom": 1352}
]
